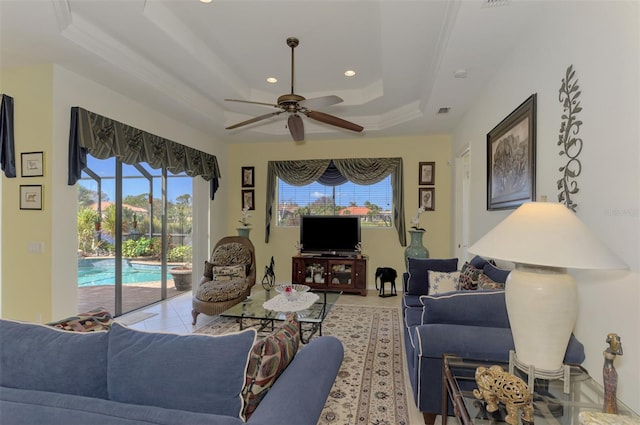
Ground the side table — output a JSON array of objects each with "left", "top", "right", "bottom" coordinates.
[{"left": 442, "top": 354, "right": 639, "bottom": 425}]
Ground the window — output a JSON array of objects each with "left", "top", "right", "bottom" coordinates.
[{"left": 277, "top": 176, "right": 392, "bottom": 227}]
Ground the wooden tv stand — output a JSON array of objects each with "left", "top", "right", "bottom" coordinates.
[{"left": 291, "top": 255, "right": 367, "bottom": 296}]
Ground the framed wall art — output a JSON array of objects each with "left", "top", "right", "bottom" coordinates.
[
  {"left": 20, "top": 185, "right": 43, "bottom": 210},
  {"left": 242, "top": 189, "right": 255, "bottom": 211},
  {"left": 241, "top": 166, "right": 255, "bottom": 188},
  {"left": 487, "top": 94, "right": 537, "bottom": 210},
  {"left": 419, "top": 161, "right": 435, "bottom": 185},
  {"left": 419, "top": 187, "right": 434, "bottom": 211},
  {"left": 21, "top": 151, "right": 44, "bottom": 177}
]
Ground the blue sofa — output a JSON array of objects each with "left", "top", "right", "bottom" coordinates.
[
  {"left": 401, "top": 257, "right": 586, "bottom": 424},
  {"left": 0, "top": 319, "right": 343, "bottom": 425}
]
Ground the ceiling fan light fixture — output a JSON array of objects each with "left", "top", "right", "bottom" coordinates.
[{"left": 344, "top": 70, "right": 356, "bottom": 77}]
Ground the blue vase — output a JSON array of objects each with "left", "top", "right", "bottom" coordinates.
[
  {"left": 237, "top": 227, "right": 251, "bottom": 238},
  {"left": 404, "top": 229, "right": 429, "bottom": 265}
]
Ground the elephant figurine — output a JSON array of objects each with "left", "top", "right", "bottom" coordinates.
[
  {"left": 374, "top": 267, "right": 397, "bottom": 298},
  {"left": 473, "top": 365, "right": 534, "bottom": 425}
]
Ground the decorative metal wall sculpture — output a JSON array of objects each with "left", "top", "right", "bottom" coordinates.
[{"left": 557, "top": 65, "right": 583, "bottom": 212}]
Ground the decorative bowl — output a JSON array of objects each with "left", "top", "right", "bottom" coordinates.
[{"left": 275, "top": 284, "right": 310, "bottom": 301}]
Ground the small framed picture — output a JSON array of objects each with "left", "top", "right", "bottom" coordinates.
[
  {"left": 419, "top": 187, "right": 434, "bottom": 211},
  {"left": 241, "top": 166, "right": 255, "bottom": 188},
  {"left": 20, "top": 185, "right": 43, "bottom": 210},
  {"left": 419, "top": 162, "right": 435, "bottom": 185},
  {"left": 242, "top": 189, "right": 255, "bottom": 211},
  {"left": 21, "top": 151, "right": 44, "bottom": 177}
]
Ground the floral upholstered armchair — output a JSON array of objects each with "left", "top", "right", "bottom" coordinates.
[{"left": 191, "top": 236, "right": 256, "bottom": 325}]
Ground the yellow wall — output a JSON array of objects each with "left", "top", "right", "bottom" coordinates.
[
  {"left": 0, "top": 65, "right": 54, "bottom": 321},
  {"left": 228, "top": 135, "right": 452, "bottom": 290}
]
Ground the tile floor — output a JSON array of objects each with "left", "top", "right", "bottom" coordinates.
[{"left": 116, "top": 287, "right": 446, "bottom": 425}]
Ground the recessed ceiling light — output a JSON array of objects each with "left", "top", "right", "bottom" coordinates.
[
  {"left": 344, "top": 70, "right": 356, "bottom": 77},
  {"left": 199, "top": 0, "right": 213, "bottom": 3},
  {"left": 454, "top": 69, "right": 468, "bottom": 79},
  {"left": 266, "top": 77, "right": 278, "bottom": 84}
]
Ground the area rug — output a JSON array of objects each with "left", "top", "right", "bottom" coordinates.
[{"left": 193, "top": 304, "right": 409, "bottom": 425}]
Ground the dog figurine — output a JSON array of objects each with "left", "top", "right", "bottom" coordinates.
[{"left": 375, "top": 267, "right": 397, "bottom": 297}]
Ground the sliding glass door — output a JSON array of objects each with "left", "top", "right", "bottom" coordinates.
[{"left": 77, "top": 156, "right": 192, "bottom": 316}]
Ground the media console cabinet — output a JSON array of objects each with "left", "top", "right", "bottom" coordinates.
[{"left": 291, "top": 256, "right": 367, "bottom": 296}]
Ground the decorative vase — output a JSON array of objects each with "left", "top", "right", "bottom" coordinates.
[
  {"left": 404, "top": 229, "right": 429, "bottom": 265},
  {"left": 168, "top": 267, "right": 192, "bottom": 291},
  {"left": 237, "top": 227, "right": 251, "bottom": 238}
]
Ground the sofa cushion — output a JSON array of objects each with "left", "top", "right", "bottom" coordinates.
[
  {"left": 414, "top": 324, "right": 515, "bottom": 360},
  {"left": 427, "top": 271, "right": 459, "bottom": 294},
  {"left": 406, "top": 258, "right": 458, "bottom": 295},
  {"left": 107, "top": 323, "right": 255, "bottom": 418},
  {"left": 241, "top": 313, "right": 300, "bottom": 421},
  {"left": 0, "top": 319, "right": 109, "bottom": 399},
  {"left": 196, "top": 278, "right": 249, "bottom": 302},
  {"left": 211, "top": 242, "right": 251, "bottom": 267},
  {"left": 457, "top": 262, "right": 482, "bottom": 290},
  {"left": 483, "top": 263, "right": 511, "bottom": 283},
  {"left": 419, "top": 290, "right": 510, "bottom": 328}
]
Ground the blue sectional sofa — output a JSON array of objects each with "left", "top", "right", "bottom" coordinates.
[
  {"left": 401, "top": 257, "right": 586, "bottom": 424},
  {"left": 0, "top": 319, "right": 343, "bottom": 425}
]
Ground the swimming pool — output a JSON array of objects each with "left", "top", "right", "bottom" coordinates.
[{"left": 78, "top": 259, "right": 171, "bottom": 287}]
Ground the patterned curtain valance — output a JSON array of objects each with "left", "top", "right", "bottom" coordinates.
[
  {"left": 67, "top": 107, "right": 221, "bottom": 197},
  {"left": 265, "top": 157, "right": 406, "bottom": 246},
  {"left": 0, "top": 94, "right": 16, "bottom": 178}
]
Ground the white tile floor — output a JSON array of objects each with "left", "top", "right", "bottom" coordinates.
[{"left": 116, "top": 288, "right": 450, "bottom": 425}]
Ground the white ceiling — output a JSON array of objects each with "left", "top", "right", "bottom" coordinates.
[{"left": 0, "top": 0, "right": 549, "bottom": 144}]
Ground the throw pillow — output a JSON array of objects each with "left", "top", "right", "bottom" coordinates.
[
  {"left": 406, "top": 257, "right": 458, "bottom": 296},
  {"left": 457, "top": 262, "right": 482, "bottom": 290},
  {"left": 469, "top": 255, "right": 491, "bottom": 269},
  {"left": 242, "top": 313, "right": 300, "bottom": 421},
  {"left": 427, "top": 270, "right": 460, "bottom": 295},
  {"left": 204, "top": 260, "right": 214, "bottom": 279},
  {"left": 483, "top": 263, "right": 511, "bottom": 284},
  {"left": 212, "top": 264, "right": 246, "bottom": 281},
  {"left": 478, "top": 273, "right": 505, "bottom": 290}
]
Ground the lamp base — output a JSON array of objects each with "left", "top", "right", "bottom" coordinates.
[{"left": 509, "top": 350, "right": 571, "bottom": 394}]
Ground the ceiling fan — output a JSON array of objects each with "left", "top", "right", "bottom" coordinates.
[{"left": 225, "top": 37, "right": 364, "bottom": 142}]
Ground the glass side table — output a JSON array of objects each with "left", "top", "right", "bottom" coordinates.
[{"left": 442, "top": 354, "right": 639, "bottom": 425}]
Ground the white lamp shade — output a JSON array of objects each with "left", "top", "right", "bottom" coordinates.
[{"left": 468, "top": 202, "right": 626, "bottom": 270}]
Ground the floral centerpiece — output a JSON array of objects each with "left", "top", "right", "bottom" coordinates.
[
  {"left": 410, "top": 206, "right": 426, "bottom": 231},
  {"left": 239, "top": 206, "right": 251, "bottom": 227}
]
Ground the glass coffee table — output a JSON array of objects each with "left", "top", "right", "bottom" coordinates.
[
  {"left": 442, "top": 354, "right": 639, "bottom": 425},
  {"left": 220, "top": 290, "right": 341, "bottom": 343}
]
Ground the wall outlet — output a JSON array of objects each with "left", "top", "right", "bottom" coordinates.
[{"left": 27, "top": 241, "right": 45, "bottom": 253}]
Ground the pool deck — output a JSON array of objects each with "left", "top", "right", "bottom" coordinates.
[{"left": 77, "top": 281, "right": 188, "bottom": 316}]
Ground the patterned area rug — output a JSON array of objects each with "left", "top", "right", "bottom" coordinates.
[{"left": 193, "top": 304, "right": 409, "bottom": 425}]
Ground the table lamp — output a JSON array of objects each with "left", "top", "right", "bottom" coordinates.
[{"left": 468, "top": 202, "right": 626, "bottom": 376}]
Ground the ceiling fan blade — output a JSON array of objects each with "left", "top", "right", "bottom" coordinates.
[
  {"left": 305, "top": 110, "right": 364, "bottom": 133},
  {"left": 288, "top": 114, "right": 304, "bottom": 142},
  {"left": 225, "top": 111, "right": 283, "bottom": 130},
  {"left": 225, "top": 98, "right": 280, "bottom": 108},
  {"left": 298, "top": 95, "right": 343, "bottom": 110}
]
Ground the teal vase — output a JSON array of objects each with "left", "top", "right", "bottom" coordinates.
[
  {"left": 237, "top": 227, "right": 251, "bottom": 238},
  {"left": 404, "top": 229, "right": 429, "bottom": 265}
]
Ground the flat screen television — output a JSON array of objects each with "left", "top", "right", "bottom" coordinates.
[{"left": 299, "top": 215, "right": 361, "bottom": 256}]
